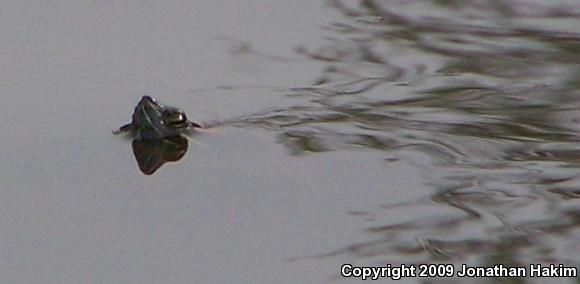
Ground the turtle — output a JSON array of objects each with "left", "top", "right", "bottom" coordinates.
[{"left": 114, "top": 95, "right": 202, "bottom": 140}]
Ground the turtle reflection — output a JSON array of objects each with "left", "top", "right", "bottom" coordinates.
[{"left": 132, "top": 136, "right": 188, "bottom": 175}]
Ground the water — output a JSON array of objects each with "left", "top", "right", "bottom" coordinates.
[{"left": 1, "top": 0, "right": 579, "bottom": 283}]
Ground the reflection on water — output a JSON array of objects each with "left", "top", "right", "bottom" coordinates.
[
  {"left": 132, "top": 136, "right": 188, "bottom": 175},
  {"left": 221, "top": 0, "right": 580, "bottom": 282}
]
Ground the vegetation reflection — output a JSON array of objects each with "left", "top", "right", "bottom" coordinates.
[{"left": 258, "top": 0, "right": 580, "bottom": 282}]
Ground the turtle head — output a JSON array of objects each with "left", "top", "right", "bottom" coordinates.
[
  {"left": 131, "top": 96, "right": 168, "bottom": 138},
  {"left": 128, "top": 96, "right": 200, "bottom": 139}
]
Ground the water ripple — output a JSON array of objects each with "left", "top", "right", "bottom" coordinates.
[{"left": 231, "top": 0, "right": 580, "bottom": 278}]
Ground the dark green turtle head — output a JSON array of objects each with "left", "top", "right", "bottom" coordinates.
[
  {"left": 133, "top": 96, "right": 201, "bottom": 139},
  {"left": 115, "top": 96, "right": 201, "bottom": 139},
  {"left": 131, "top": 96, "right": 171, "bottom": 139}
]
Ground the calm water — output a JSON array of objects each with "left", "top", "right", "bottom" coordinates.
[{"left": 1, "top": 0, "right": 580, "bottom": 283}]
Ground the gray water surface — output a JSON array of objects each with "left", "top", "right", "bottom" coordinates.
[{"left": 1, "top": 0, "right": 580, "bottom": 283}]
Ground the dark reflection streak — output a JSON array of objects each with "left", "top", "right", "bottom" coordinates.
[
  {"left": 433, "top": 195, "right": 482, "bottom": 218},
  {"left": 291, "top": 78, "right": 384, "bottom": 96},
  {"left": 359, "top": 0, "right": 409, "bottom": 26},
  {"left": 395, "top": 142, "right": 467, "bottom": 164},
  {"left": 326, "top": 0, "right": 363, "bottom": 18}
]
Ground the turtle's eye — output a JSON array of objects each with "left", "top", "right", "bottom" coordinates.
[{"left": 166, "top": 112, "right": 187, "bottom": 126}]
